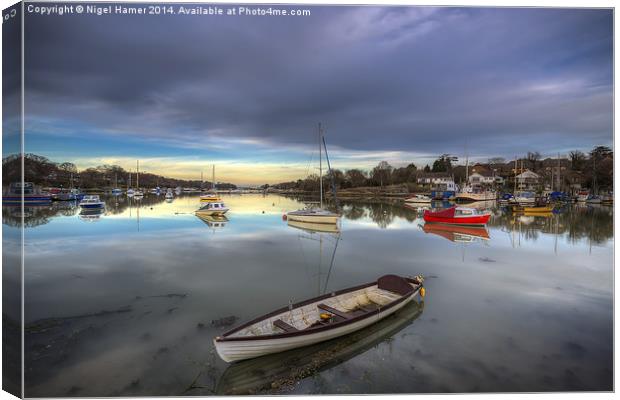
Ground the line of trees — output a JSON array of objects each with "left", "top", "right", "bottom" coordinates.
[
  {"left": 272, "top": 145, "right": 613, "bottom": 192},
  {"left": 2, "top": 153, "right": 237, "bottom": 190}
]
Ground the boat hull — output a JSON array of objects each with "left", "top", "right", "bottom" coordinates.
[
  {"left": 454, "top": 193, "right": 496, "bottom": 202},
  {"left": 518, "top": 206, "right": 554, "bottom": 213},
  {"left": 214, "top": 289, "right": 419, "bottom": 363},
  {"left": 423, "top": 214, "right": 490, "bottom": 225},
  {"left": 195, "top": 209, "right": 229, "bottom": 216},
  {"left": 79, "top": 203, "right": 105, "bottom": 209},
  {"left": 430, "top": 190, "right": 455, "bottom": 200},
  {"left": 404, "top": 199, "right": 431, "bottom": 204},
  {"left": 2, "top": 195, "right": 52, "bottom": 205},
  {"left": 286, "top": 213, "right": 340, "bottom": 224},
  {"left": 287, "top": 220, "right": 340, "bottom": 233}
]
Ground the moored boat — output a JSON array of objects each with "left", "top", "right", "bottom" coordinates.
[
  {"left": 454, "top": 186, "right": 496, "bottom": 202},
  {"left": 576, "top": 190, "right": 589, "bottom": 202},
  {"left": 286, "top": 123, "right": 341, "bottom": 225},
  {"left": 287, "top": 219, "right": 340, "bottom": 234},
  {"left": 2, "top": 182, "right": 52, "bottom": 205},
  {"left": 423, "top": 206, "right": 491, "bottom": 226},
  {"left": 195, "top": 201, "right": 229, "bottom": 216},
  {"left": 79, "top": 195, "right": 105, "bottom": 209},
  {"left": 404, "top": 194, "right": 432, "bottom": 204},
  {"left": 517, "top": 205, "right": 554, "bottom": 213},
  {"left": 215, "top": 300, "right": 424, "bottom": 395},
  {"left": 510, "top": 191, "right": 536, "bottom": 205},
  {"left": 200, "top": 192, "right": 221, "bottom": 202},
  {"left": 287, "top": 208, "right": 340, "bottom": 224},
  {"left": 214, "top": 274, "right": 424, "bottom": 363}
]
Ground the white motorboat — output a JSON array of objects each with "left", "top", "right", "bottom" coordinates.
[
  {"left": 195, "top": 201, "right": 229, "bottom": 216},
  {"left": 79, "top": 195, "right": 105, "bottom": 209}
]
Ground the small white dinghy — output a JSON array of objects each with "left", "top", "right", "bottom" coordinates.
[{"left": 213, "top": 274, "right": 424, "bottom": 363}]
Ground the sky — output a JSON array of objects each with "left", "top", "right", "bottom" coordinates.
[{"left": 5, "top": 4, "right": 614, "bottom": 185}]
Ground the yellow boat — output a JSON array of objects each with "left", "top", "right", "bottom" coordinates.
[
  {"left": 518, "top": 205, "right": 554, "bottom": 213},
  {"left": 200, "top": 193, "right": 221, "bottom": 202}
]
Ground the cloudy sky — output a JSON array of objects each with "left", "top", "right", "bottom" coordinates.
[{"left": 13, "top": 4, "right": 614, "bottom": 184}]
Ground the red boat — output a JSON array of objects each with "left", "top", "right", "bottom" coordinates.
[{"left": 423, "top": 206, "right": 491, "bottom": 226}]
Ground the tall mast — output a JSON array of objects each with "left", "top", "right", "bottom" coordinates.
[
  {"left": 514, "top": 157, "right": 517, "bottom": 193},
  {"left": 212, "top": 165, "right": 216, "bottom": 191},
  {"left": 465, "top": 141, "right": 469, "bottom": 186},
  {"left": 557, "top": 153, "right": 561, "bottom": 192},
  {"left": 136, "top": 160, "right": 140, "bottom": 189},
  {"left": 128, "top": 169, "right": 131, "bottom": 188},
  {"left": 551, "top": 162, "right": 554, "bottom": 192},
  {"left": 201, "top": 171, "right": 203, "bottom": 190},
  {"left": 592, "top": 154, "right": 597, "bottom": 195},
  {"left": 319, "top": 123, "right": 323, "bottom": 209}
]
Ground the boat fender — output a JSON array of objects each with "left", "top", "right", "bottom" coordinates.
[
  {"left": 420, "top": 287, "right": 426, "bottom": 298},
  {"left": 282, "top": 214, "right": 287, "bottom": 220},
  {"left": 320, "top": 313, "right": 332, "bottom": 320}
]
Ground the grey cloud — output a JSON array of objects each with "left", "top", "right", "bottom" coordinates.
[{"left": 23, "top": 5, "right": 613, "bottom": 158}]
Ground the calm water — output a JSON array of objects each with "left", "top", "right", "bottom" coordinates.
[{"left": 3, "top": 194, "right": 613, "bottom": 396}]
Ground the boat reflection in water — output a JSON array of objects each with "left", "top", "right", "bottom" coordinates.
[
  {"left": 422, "top": 223, "right": 490, "bottom": 243},
  {"left": 78, "top": 208, "right": 105, "bottom": 222},
  {"left": 196, "top": 214, "right": 229, "bottom": 229},
  {"left": 215, "top": 300, "right": 424, "bottom": 395},
  {"left": 287, "top": 219, "right": 340, "bottom": 234}
]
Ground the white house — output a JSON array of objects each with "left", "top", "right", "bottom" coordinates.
[
  {"left": 468, "top": 171, "right": 504, "bottom": 187},
  {"left": 516, "top": 169, "right": 540, "bottom": 191}
]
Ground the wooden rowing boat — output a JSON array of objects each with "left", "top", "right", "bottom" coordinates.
[
  {"left": 213, "top": 274, "right": 424, "bottom": 363},
  {"left": 215, "top": 300, "right": 424, "bottom": 394}
]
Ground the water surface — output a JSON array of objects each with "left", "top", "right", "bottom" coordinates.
[{"left": 4, "top": 194, "right": 612, "bottom": 395}]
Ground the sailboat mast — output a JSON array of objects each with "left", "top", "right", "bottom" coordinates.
[
  {"left": 319, "top": 123, "right": 323, "bottom": 209},
  {"left": 212, "top": 165, "right": 216, "bottom": 191},
  {"left": 464, "top": 140, "right": 469, "bottom": 187},
  {"left": 513, "top": 157, "right": 517, "bottom": 193},
  {"left": 557, "top": 153, "right": 561, "bottom": 192},
  {"left": 592, "top": 154, "right": 597, "bottom": 195},
  {"left": 136, "top": 160, "right": 140, "bottom": 189}
]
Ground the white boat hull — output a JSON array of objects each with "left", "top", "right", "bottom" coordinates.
[
  {"left": 287, "top": 220, "right": 340, "bottom": 233},
  {"left": 455, "top": 192, "right": 496, "bottom": 202},
  {"left": 214, "top": 290, "right": 418, "bottom": 363},
  {"left": 510, "top": 197, "right": 536, "bottom": 205},
  {"left": 286, "top": 213, "right": 339, "bottom": 224},
  {"left": 404, "top": 197, "right": 431, "bottom": 204}
]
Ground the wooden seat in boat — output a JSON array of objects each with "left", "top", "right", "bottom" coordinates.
[
  {"left": 377, "top": 274, "right": 414, "bottom": 296},
  {"left": 317, "top": 303, "right": 353, "bottom": 319},
  {"left": 273, "top": 319, "right": 298, "bottom": 333}
]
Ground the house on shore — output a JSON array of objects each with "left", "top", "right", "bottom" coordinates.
[{"left": 516, "top": 169, "right": 540, "bottom": 191}]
